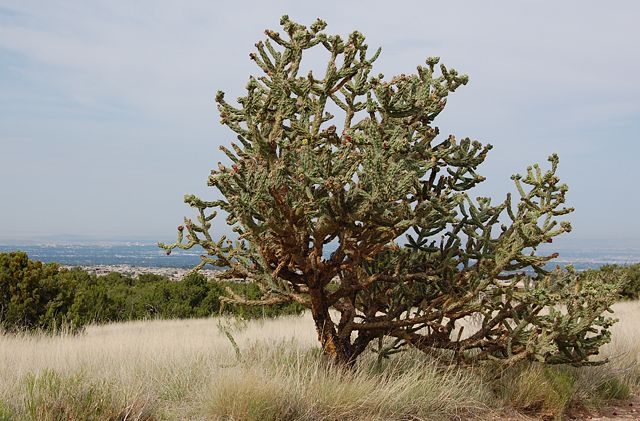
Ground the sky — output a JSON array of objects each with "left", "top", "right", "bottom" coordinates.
[{"left": 0, "top": 1, "right": 638, "bottom": 244}]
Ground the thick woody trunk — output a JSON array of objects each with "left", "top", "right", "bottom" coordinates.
[{"left": 308, "top": 287, "right": 353, "bottom": 365}]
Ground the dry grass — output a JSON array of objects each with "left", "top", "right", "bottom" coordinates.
[{"left": 0, "top": 301, "right": 638, "bottom": 420}]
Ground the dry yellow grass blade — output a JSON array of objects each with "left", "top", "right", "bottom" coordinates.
[{"left": 0, "top": 302, "right": 638, "bottom": 420}]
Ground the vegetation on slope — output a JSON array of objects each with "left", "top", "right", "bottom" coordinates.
[
  {"left": 0, "top": 251, "right": 638, "bottom": 418},
  {"left": 587, "top": 263, "right": 640, "bottom": 300},
  {"left": 1, "top": 250, "right": 637, "bottom": 335},
  {"left": 0, "top": 252, "right": 303, "bottom": 332}
]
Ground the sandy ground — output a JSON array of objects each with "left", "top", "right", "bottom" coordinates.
[
  {"left": 574, "top": 395, "right": 640, "bottom": 420},
  {"left": 484, "top": 395, "right": 640, "bottom": 420}
]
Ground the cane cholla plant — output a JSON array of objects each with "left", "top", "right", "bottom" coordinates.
[{"left": 161, "top": 16, "right": 622, "bottom": 366}]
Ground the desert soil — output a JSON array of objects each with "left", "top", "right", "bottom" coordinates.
[{"left": 574, "top": 394, "right": 640, "bottom": 420}]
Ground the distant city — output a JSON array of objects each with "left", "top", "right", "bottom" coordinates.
[
  {"left": 0, "top": 243, "right": 202, "bottom": 268},
  {"left": 1, "top": 237, "right": 639, "bottom": 271}
]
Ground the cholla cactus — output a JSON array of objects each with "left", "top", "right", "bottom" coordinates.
[{"left": 161, "top": 16, "right": 621, "bottom": 365}]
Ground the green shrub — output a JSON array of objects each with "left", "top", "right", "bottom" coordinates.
[
  {"left": 619, "top": 264, "right": 640, "bottom": 299},
  {"left": 581, "top": 263, "right": 640, "bottom": 300},
  {"left": 0, "top": 252, "right": 77, "bottom": 332},
  {"left": 0, "top": 252, "right": 303, "bottom": 333}
]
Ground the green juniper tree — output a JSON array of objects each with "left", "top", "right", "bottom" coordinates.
[{"left": 161, "top": 16, "right": 622, "bottom": 365}]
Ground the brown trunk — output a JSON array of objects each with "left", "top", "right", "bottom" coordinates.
[{"left": 308, "top": 287, "right": 352, "bottom": 365}]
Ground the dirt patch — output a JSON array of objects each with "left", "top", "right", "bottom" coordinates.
[
  {"left": 475, "top": 395, "right": 640, "bottom": 420},
  {"left": 569, "top": 395, "right": 640, "bottom": 420}
]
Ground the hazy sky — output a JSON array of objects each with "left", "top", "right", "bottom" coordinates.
[{"left": 0, "top": 1, "right": 638, "bottom": 244}]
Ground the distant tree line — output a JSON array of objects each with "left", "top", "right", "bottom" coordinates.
[
  {"left": 0, "top": 251, "right": 636, "bottom": 334},
  {"left": 0, "top": 252, "right": 304, "bottom": 333}
]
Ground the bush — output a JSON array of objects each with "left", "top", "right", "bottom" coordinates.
[
  {"left": 618, "top": 264, "right": 640, "bottom": 299},
  {"left": 0, "top": 252, "right": 75, "bottom": 332},
  {"left": 0, "top": 252, "right": 303, "bottom": 333},
  {"left": 581, "top": 264, "right": 640, "bottom": 300}
]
